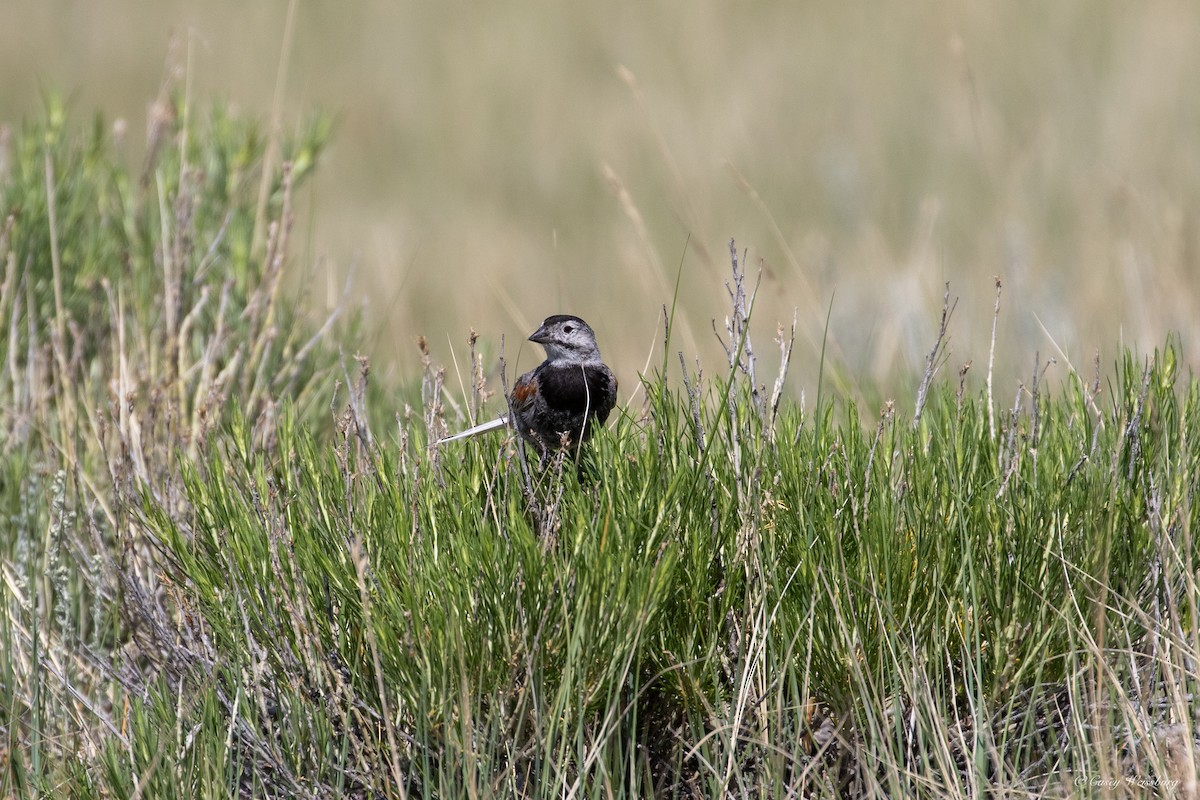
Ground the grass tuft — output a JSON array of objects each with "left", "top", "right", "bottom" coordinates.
[{"left": 2, "top": 103, "right": 1198, "bottom": 798}]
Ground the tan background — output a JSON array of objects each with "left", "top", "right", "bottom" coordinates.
[{"left": 4, "top": 2, "right": 1199, "bottom": 400}]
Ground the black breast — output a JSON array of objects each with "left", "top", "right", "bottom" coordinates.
[
  {"left": 536, "top": 363, "right": 617, "bottom": 422},
  {"left": 516, "top": 362, "right": 617, "bottom": 450}
]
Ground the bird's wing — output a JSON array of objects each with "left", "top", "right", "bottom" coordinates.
[
  {"left": 434, "top": 414, "right": 510, "bottom": 446},
  {"left": 510, "top": 370, "right": 541, "bottom": 414}
]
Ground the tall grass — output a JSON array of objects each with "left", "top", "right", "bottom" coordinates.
[
  {"left": 0, "top": 99, "right": 346, "bottom": 797},
  {"left": 3, "top": 106, "right": 1198, "bottom": 797},
  {"left": 7, "top": 4, "right": 1200, "bottom": 394}
]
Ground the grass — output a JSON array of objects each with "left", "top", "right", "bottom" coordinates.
[
  {"left": 7, "top": 3, "right": 1200, "bottom": 394},
  {"left": 2, "top": 104, "right": 1199, "bottom": 797}
]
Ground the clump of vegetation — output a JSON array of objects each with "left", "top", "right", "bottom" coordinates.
[
  {"left": 2, "top": 103, "right": 1197, "bottom": 798},
  {"left": 0, "top": 97, "right": 345, "bottom": 796}
]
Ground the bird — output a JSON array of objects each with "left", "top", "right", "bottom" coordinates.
[{"left": 436, "top": 315, "right": 617, "bottom": 456}]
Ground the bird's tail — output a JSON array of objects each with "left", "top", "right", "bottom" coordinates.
[{"left": 433, "top": 415, "right": 510, "bottom": 446}]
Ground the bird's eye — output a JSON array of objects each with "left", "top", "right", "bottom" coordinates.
[{"left": 563, "top": 325, "right": 574, "bottom": 334}]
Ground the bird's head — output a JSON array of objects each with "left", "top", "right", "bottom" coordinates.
[{"left": 529, "top": 315, "right": 602, "bottom": 365}]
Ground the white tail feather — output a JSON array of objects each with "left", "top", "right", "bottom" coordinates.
[{"left": 434, "top": 415, "right": 510, "bottom": 446}]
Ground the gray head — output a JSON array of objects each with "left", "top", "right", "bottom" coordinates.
[{"left": 529, "top": 314, "right": 602, "bottom": 365}]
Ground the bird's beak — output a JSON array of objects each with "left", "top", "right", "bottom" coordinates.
[{"left": 529, "top": 324, "right": 551, "bottom": 345}]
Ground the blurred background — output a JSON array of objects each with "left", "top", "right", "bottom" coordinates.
[{"left": 3, "top": 1, "right": 1199, "bottom": 401}]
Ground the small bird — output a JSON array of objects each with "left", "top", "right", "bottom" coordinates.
[{"left": 437, "top": 315, "right": 618, "bottom": 455}]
